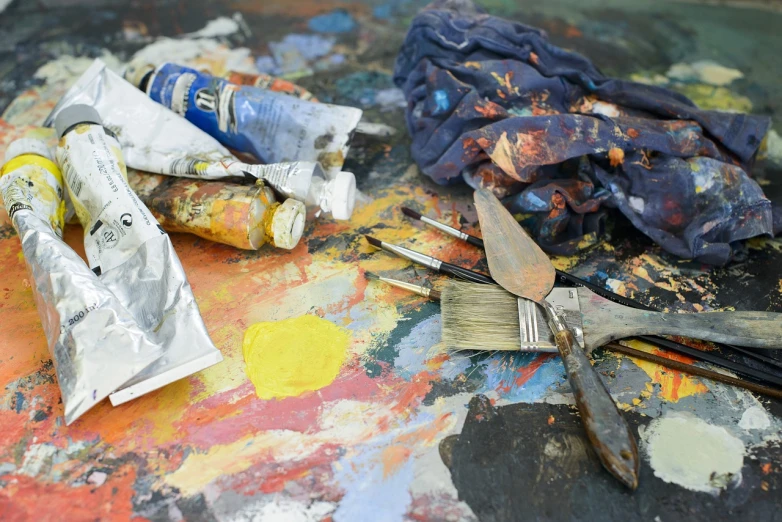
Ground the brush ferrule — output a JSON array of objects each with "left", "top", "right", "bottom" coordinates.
[
  {"left": 379, "top": 276, "right": 432, "bottom": 298},
  {"left": 421, "top": 216, "right": 469, "bottom": 242},
  {"left": 381, "top": 241, "right": 440, "bottom": 270}
]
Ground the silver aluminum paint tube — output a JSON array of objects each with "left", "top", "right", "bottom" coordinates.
[
  {"left": 54, "top": 105, "right": 222, "bottom": 406},
  {"left": 0, "top": 138, "right": 163, "bottom": 424}
]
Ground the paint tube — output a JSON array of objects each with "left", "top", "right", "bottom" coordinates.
[
  {"left": 224, "top": 70, "right": 318, "bottom": 102},
  {"left": 54, "top": 104, "right": 222, "bottom": 406},
  {"left": 128, "top": 62, "right": 363, "bottom": 177},
  {"left": 0, "top": 138, "right": 163, "bottom": 424},
  {"left": 127, "top": 169, "right": 306, "bottom": 250},
  {"left": 45, "top": 60, "right": 355, "bottom": 220}
]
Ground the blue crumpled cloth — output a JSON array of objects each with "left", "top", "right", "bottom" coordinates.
[{"left": 393, "top": 0, "right": 773, "bottom": 264}]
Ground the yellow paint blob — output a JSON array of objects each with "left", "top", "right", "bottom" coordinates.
[{"left": 242, "top": 314, "right": 350, "bottom": 400}]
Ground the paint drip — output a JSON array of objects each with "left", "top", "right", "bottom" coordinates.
[
  {"left": 242, "top": 315, "right": 350, "bottom": 400},
  {"left": 642, "top": 413, "right": 745, "bottom": 494}
]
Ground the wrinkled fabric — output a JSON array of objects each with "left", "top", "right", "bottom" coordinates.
[{"left": 393, "top": 0, "right": 773, "bottom": 264}]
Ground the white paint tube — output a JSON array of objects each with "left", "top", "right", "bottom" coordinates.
[
  {"left": 0, "top": 138, "right": 163, "bottom": 424},
  {"left": 129, "top": 62, "right": 363, "bottom": 178},
  {"left": 45, "top": 60, "right": 356, "bottom": 220},
  {"left": 54, "top": 105, "right": 222, "bottom": 406}
]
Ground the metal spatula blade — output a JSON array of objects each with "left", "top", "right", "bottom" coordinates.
[{"left": 473, "top": 188, "right": 640, "bottom": 490}]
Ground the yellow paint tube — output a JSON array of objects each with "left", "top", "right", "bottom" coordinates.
[
  {"left": 127, "top": 170, "right": 306, "bottom": 250},
  {"left": 0, "top": 138, "right": 163, "bottom": 424}
]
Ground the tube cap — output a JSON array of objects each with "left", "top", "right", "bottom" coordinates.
[
  {"left": 54, "top": 104, "right": 102, "bottom": 139},
  {"left": 124, "top": 62, "right": 155, "bottom": 90},
  {"left": 4, "top": 138, "right": 55, "bottom": 163},
  {"left": 271, "top": 198, "right": 306, "bottom": 250},
  {"left": 330, "top": 171, "right": 356, "bottom": 220}
]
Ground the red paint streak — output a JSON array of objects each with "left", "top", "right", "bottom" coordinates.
[
  {"left": 0, "top": 465, "right": 140, "bottom": 522},
  {"left": 565, "top": 26, "right": 583, "bottom": 38},
  {"left": 174, "top": 365, "right": 386, "bottom": 449},
  {"left": 514, "top": 354, "right": 555, "bottom": 388},
  {"left": 627, "top": 128, "right": 640, "bottom": 139}
]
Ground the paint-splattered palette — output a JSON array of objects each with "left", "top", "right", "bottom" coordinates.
[{"left": 1, "top": 0, "right": 781, "bottom": 520}]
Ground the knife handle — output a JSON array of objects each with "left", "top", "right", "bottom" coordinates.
[{"left": 548, "top": 318, "right": 640, "bottom": 490}]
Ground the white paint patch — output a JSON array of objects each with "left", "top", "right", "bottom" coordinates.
[
  {"left": 34, "top": 54, "right": 119, "bottom": 85},
  {"left": 667, "top": 60, "right": 743, "bottom": 86},
  {"left": 129, "top": 38, "right": 256, "bottom": 74},
  {"left": 591, "top": 101, "right": 621, "bottom": 118},
  {"left": 766, "top": 129, "right": 782, "bottom": 167},
  {"left": 643, "top": 413, "right": 745, "bottom": 494},
  {"left": 232, "top": 499, "right": 336, "bottom": 522},
  {"left": 185, "top": 13, "right": 245, "bottom": 38},
  {"left": 738, "top": 406, "right": 771, "bottom": 431},
  {"left": 87, "top": 471, "right": 108, "bottom": 487},
  {"left": 0, "top": 0, "right": 13, "bottom": 14},
  {"left": 628, "top": 196, "right": 645, "bottom": 214}
]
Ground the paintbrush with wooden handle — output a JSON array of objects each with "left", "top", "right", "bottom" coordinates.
[{"left": 474, "top": 188, "right": 639, "bottom": 490}]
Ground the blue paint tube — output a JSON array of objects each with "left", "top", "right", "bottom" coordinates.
[{"left": 128, "top": 63, "right": 363, "bottom": 178}]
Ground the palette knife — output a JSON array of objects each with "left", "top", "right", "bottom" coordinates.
[{"left": 474, "top": 188, "right": 639, "bottom": 490}]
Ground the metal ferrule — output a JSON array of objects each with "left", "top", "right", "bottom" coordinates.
[
  {"left": 421, "top": 215, "right": 469, "bottom": 241},
  {"left": 378, "top": 276, "right": 431, "bottom": 298},
  {"left": 380, "top": 241, "right": 442, "bottom": 270},
  {"left": 541, "top": 299, "right": 568, "bottom": 333}
]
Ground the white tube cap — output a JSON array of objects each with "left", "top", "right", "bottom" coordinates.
[
  {"left": 272, "top": 198, "right": 306, "bottom": 250},
  {"left": 5, "top": 138, "right": 54, "bottom": 163},
  {"left": 330, "top": 171, "right": 356, "bottom": 220}
]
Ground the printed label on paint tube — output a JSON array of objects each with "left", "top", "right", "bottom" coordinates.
[
  {"left": 1, "top": 144, "right": 163, "bottom": 425},
  {"left": 57, "top": 124, "right": 164, "bottom": 274},
  {"left": 0, "top": 160, "right": 64, "bottom": 235},
  {"left": 147, "top": 63, "right": 363, "bottom": 177}
]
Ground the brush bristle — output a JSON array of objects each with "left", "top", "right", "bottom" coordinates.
[
  {"left": 364, "top": 271, "right": 380, "bottom": 281},
  {"left": 440, "top": 281, "right": 523, "bottom": 352},
  {"left": 365, "top": 235, "right": 382, "bottom": 248},
  {"left": 401, "top": 206, "right": 422, "bottom": 220}
]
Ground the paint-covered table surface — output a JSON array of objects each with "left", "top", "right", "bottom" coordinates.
[{"left": 1, "top": 0, "right": 782, "bottom": 520}]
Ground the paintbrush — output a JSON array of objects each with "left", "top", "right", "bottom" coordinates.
[
  {"left": 403, "top": 207, "right": 782, "bottom": 373},
  {"left": 364, "top": 274, "right": 782, "bottom": 399},
  {"left": 474, "top": 188, "right": 639, "bottom": 490},
  {"left": 364, "top": 236, "right": 495, "bottom": 285},
  {"left": 364, "top": 272, "right": 441, "bottom": 300}
]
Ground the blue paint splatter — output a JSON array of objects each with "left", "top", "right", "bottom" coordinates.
[
  {"left": 308, "top": 9, "right": 357, "bottom": 34},
  {"left": 524, "top": 191, "right": 549, "bottom": 210},
  {"left": 373, "top": 4, "right": 393, "bottom": 19},
  {"left": 14, "top": 391, "right": 24, "bottom": 413},
  {"left": 433, "top": 89, "right": 449, "bottom": 114}
]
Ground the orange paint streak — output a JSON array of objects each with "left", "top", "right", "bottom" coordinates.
[
  {"left": 608, "top": 148, "right": 625, "bottom": 167},
  {"left": 381, "top": 445, "right": 413, "bottom": 478}
]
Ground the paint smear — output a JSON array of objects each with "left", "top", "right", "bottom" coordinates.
[
  {"left": 242, "top": 315, "right": 350, "bottom": 400},
  {"left": 643, "top": 413, "right": 745, "bottom": 494}
]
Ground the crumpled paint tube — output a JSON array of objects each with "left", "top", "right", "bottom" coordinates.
[
  {"left": 127, "top": 169, "right": 305, "bottom": 250},
  {"left": 131, "top": 62, "right": 363, "bottom": 177},
  {"left": 54, "top": 104, "right": 222, "bottom": 406},
  {"left": 0, "top": 138, "right": 162, "bottom": 424},
  {"left": 45, "top": 60, "right": 356, "bottom": 220}
]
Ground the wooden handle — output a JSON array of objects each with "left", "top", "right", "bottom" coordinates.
[
  {"left": 606, "top": 343, "right": 782, "bottom": 400},
  {"left": 554, "top": 329, "right": 640, "bottom": 490},
  {"left": 578, "top": 289, "right": 782, "bottom": 351}
]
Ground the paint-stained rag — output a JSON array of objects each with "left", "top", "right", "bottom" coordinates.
[{"left": 393, "top": 0, "right": 773, "bottom": 264}]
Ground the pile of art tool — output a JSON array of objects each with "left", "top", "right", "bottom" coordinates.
[{"left": 364, "top": 196, "right": 782, "bottom": 489}]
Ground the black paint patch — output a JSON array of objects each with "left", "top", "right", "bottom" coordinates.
[{"left": 441, "top": 395, "right": 782, "bottom": 522}]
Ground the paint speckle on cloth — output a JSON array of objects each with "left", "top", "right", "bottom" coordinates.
[
  {"left": 242, "top": 315, "right": 350, "bottom": 400},
  {"left": 393, "top": 0, "right": 773, "bottom": 264},
  {"left": 642, "top": 413, "right": 745, "bottom": 494}
]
